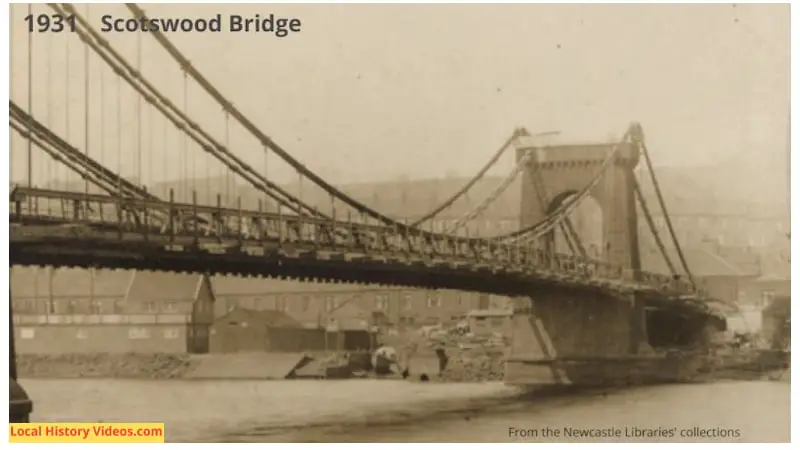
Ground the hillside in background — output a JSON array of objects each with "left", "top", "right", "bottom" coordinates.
[{"left": 16, "top": 152, "right": 788, "bottom": 221}]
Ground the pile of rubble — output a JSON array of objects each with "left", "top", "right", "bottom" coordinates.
[
  {"left": 438, "top": 349, "right": 506, "bottom": 382},
  {"left": 426, "top": 329, "right": 508, "bottom": 351},
  {"left": 421, "top": 325, "right": 509, "bottom": 382}
]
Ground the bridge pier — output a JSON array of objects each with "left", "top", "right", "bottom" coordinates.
[
  {"left": 506, "top": 287, "right": 659, "bottom": 388},
  {"left": 628, "top": 293, "right": 648, "bottom": 354}
]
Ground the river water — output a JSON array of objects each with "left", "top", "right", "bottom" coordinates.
[{"left": 22, "top": 378, "right": 789, "bottom": 443}]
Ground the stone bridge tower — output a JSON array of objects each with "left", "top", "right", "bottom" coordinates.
[{"left": 516, "top": 132, "right": 642, "bottom": 279}]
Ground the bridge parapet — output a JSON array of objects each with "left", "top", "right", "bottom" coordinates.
[{"left": 10, "top": 187, "right": 695, "bottom": 297}]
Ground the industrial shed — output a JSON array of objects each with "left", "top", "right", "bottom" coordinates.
[
  {"left": 210, "top": 308, "right": 301, "bottom": 353},
  {"left": 209, "top": 307, "right": 376, "bottom": 353}
]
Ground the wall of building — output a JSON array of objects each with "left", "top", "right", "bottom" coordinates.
[
  {"left": 213, "top": 287, "right": 494, "bottom": 328},
  {"left": 210, "top": 324, "right": 374, "bottom": 354},
  {"left": 639, "top": 215, "right": 789, "bottom": 256},
  {"left": 10, "top": 295, "right": 194, "bottom": 316},
  {"left": 738, "top": 279, "right": 791, "bottom": 307},
  {"left": 12, "top": 296, "right": 124, "bottom": 315},
  {"left": 210, "top": 322, "right": 271, "bottom": 353},
  {"left": 698, "top": 275, "right": 748, "bottom": 303},
  {"left": 756, "top": 279, "right": 790, "bottom": 299},
  {"left": 11, "top": 270, "right": 216, "bottom": 355},
  {"left": 13, "top": 322, "right": 189, "bottom": 354}
]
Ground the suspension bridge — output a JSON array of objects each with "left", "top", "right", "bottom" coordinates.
[{"left": 9, "top": 4, "right": 727, "bottom": 391}]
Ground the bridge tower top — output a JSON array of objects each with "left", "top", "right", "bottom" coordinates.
[
  {"left": 514, "top": 136, "right": 640, "bottom": 168},
  {"left": 516, "top": 132, "right": 642, "bottom": 276}
]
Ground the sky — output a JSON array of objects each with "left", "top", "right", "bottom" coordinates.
[{"left": 8, "top": 3, "right": 790, "bottom": 189}]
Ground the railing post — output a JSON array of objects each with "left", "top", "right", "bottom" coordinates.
[
  {"left": 277, "top": 204, "right": 284, "bottom": 246},
  {"left": 237, "top": 196, "right": 243, "bottom": 246},
  {"left": 403, "top": 221, "right": 410, "bottom": 254},
  {"left": 115, "top": 196, "right": 123, "bottom": 241},
  {"left": 312, "top": 208, "right": 320, "bottom": 245},
  {"left": 356, "top": 212, "right": 367, "bottom": 251},
  {"left": 192, "top": 190, "right": 199, "bottom": 246},
  {"left": 216, "top": 193, "right": 223, "bottom": 241},
  {"left": 142, "top": 187, "right": 150, "bottom": 241},
  {"left": 346, "top": 211, "right": 353, "bottom": 248},
  {"left": 257, "top": 199, "right": 264, "bottom": 243},
  {"left": 169, "top": 188, "right": 175, "bottom": 243},
  {"left": 328, "top": 213, "right": 335, "bottom": 250}
]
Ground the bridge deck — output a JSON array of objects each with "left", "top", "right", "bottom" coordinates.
[{"left": 10, "top": 187, "right": 696, "bottom": 299}]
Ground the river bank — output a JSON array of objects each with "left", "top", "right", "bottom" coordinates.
[
  {"left": 17, "top": 354, "right": 198, "bottom": 379},
  {"left": 16, "top": 349, "right": 787, "bottom": 383},
  {"left": 16, "top": 351, "right": 505, "bottom": 381}
]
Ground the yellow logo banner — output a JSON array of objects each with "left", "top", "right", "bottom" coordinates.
[{"left": 9, "top": 423, "right": 165, "bottom": 443}]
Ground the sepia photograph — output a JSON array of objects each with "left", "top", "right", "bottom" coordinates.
[{"left": 6, "top": 2, "right": 791, "bottom": 444}]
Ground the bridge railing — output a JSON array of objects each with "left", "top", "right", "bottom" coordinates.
[
  {"left": 9, "top": 187, "right": 694, "bottom": 295},
  {"left": 638, "top": 271, "right": 695, "bottom": 294}
]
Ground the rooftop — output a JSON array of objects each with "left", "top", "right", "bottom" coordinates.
[
  {"left": 11, "top": 267, "right": 132, "bottom": 299},
  {"left": 127, "top": 271, "right": 205, "bottom": 303}
]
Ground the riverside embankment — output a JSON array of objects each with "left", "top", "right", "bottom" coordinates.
[
  {"left": 16, "top": 347, "right": 787, "bottom": 383},
  {"left": 17, "top": 354, "right": 198, "bottom": 379},
  {"left": 16, "top": 351, "right": 502, "bottom": 381}
]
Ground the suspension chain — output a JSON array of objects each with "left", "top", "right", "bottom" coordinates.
[
  {"left": 446, "top": 148, "right": 534, "bottom": 234},
  {"left": 504, "top": 127, "right": 634, "bottom": 246}
]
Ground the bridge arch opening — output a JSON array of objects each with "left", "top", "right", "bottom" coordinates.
[{"left": 546, "top": 191, "right": 604, "bottom": 259}]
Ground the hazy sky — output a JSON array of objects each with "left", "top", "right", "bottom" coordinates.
[{"left": 9, "top": 3, "right": 789, "bottom": 187}]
